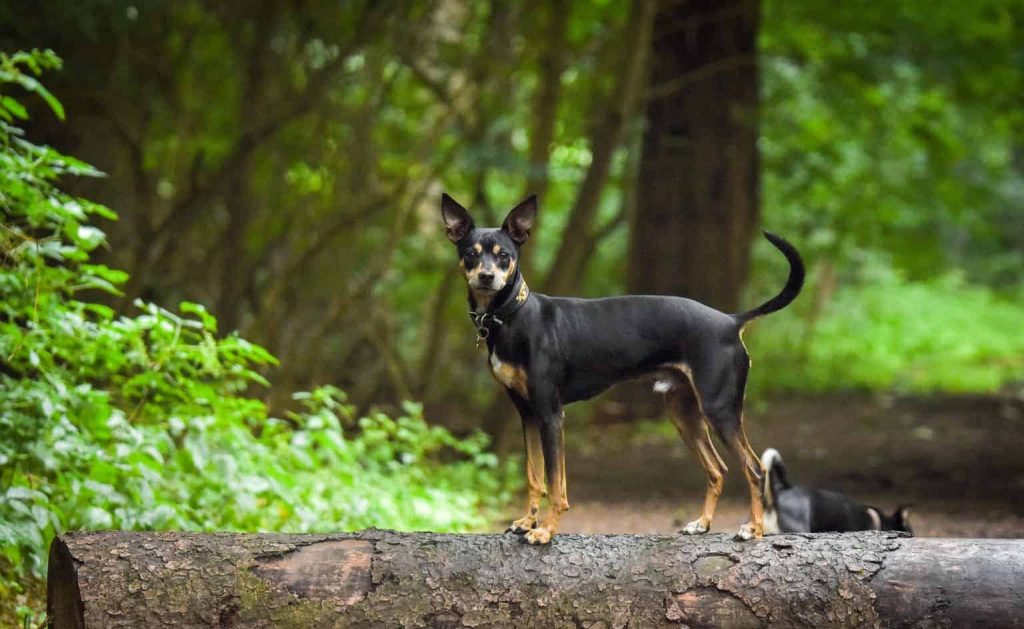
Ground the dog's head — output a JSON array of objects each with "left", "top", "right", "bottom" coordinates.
[
  {"left": 870, "top": 504, "right": 913, "bottom": 535},
  {"left": 441, "top": 193, "right": 536, "bottom": 299},
  {"left": 888, "top": 504, "right": 913, "bottom": 535}
]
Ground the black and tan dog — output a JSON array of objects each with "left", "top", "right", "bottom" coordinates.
[
  {"left": 761, "top": 448, "right": 913, "bottom": 535},
  {"left": 442, "top": 193, "right": 805, "bottom": 544}
]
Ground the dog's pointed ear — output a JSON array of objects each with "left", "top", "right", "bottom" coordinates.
[
  {"left": 501, "top": 194, "right": 537, "bottom": 245},
  {"left": 441, "top": 193, "right": 474, "bottom": 243},
  {"left": 894, "top": 504, "right": 913, "bottom": 532},
  {"left": 866, "top": 507, "right": 882, "bottom": 531}
]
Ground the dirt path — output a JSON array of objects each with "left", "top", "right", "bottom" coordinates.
[{"left": 507, "top": 394, "right": 1024, "bottom": 538}]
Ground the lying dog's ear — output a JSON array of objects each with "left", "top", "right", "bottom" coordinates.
[
  {"left": 441, "top": 193, "right": 474, "bottom": 243},
  {"left": 866, "top": 507, "right": 882, "bottom": 531},
  {"left": 502, "top": 194, "right": 537, "bottom": 245},
  {"left": 894, "top": 504, "right": 913, "bottom": 533}
]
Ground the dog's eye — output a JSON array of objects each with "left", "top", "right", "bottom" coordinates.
[
  {"left": 498, "top": 251, "right": 510, "bottom": 261},
  {"left": 464, "top": 249, "right": 478, "bottom": 260}
]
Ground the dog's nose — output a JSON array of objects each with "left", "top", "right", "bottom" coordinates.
[{"left": 478, "top": 272, "right": 495, "bottom": 285}]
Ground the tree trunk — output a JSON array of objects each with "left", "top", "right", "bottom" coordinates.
[
  {"left": 629, "top": 0, "right": 760, "bottom": 311},
  {"left": 49, "top": 531, "right": 1024, "bottom": 628}
]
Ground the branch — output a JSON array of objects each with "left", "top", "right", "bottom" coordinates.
[
  {"left": 143, "top": 4, "right": 393, "bottom": 270},
  {"left": 646, "top": 55, "right": 756, "bottom": 101},
  {"left": 414, "top": 270, "right": 458, "bottom": 398}
]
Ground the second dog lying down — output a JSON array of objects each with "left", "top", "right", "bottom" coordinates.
[{"left": 761, "top": 448, "right": 913, "bottom": 535}]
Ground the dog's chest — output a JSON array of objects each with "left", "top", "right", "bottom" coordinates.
[{"left": 490, "top": 351, "right": 529, "bottom": 398}]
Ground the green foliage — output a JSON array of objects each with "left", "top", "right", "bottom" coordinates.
[
  {"left": 2, "top": 2, "right": 1021, "bottom": 410},
  {"left": 0, "top": 51, "right": 513, "bottom": 624},
  {"left": 761, "top": 0, "right": 1024, "bottom": 286},
  {"left": 748, "top": 264, "right": 1024, "bottom": 394},
  {"left": 748, "top": 0, "right": 1024, "bottom": 395}
]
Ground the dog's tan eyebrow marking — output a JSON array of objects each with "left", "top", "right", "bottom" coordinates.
[
  {"left": 474, "top": 243, "right": 483, "bottom": 253},
  {"left": 493, "top": 244, "right": 501, "bottom": 254}
]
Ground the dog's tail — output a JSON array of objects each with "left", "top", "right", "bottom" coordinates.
[
  {"left": 732, "top": 231, "right": 805, "bottom": 327},
  {"left": 760, "top": 447, "right": 791, "bottom": 509}
]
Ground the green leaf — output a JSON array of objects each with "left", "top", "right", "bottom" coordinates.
[
  {"left": 1, "top": 96, "right": 27, "bottom": 120},
  {"left": 13, "top": 74, "right": 65, "bottom": 121}
]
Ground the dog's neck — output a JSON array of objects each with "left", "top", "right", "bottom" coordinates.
[
  {"left": 469, "top": 287, "right": 499, "bottom": 313},
  {"left": 464, "top": 270, "right": 528, "bottom": 344},
  {"left": 468, "top": 270, "right": 526, "bottom": 315},
  {"left": 467, "top": 271, "right": 531, "bottom": 347}
]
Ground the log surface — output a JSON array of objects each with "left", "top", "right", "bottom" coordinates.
[{"left": 48, "top": 530, "right": 1024, "bottom": 628}]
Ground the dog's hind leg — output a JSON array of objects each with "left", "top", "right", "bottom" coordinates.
[
  {"left": 697, "top": 347, "right": 766, "bottom": 540},
  {"left": 666, "top": 383, "right": 727, "bottom": 535},
  {"left": 716, "top": 416, "right": 766, "bottom": 541}
]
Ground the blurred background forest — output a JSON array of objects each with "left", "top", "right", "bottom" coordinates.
[
  {"left": 2, "top": 0, "right": 1023, "bottom": 623},
  {"left": 6, "top": 0, "right": 1023, "bottom": 419}
]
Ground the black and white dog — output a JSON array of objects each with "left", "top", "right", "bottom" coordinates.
[{"left": 761, "top": 448, "right": 913, "bottom": 535}]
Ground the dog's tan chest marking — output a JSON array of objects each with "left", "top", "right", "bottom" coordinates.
[{"left": 490, "top": 352, "right": 528, "bottom": 398}]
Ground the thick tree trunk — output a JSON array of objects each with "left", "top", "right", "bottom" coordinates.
[
  {"left": 49, "top": 531, "right": 1024, "bottom": 628},
  {"left": 629, "top": 0, "right": 760, "bottom": 311}
]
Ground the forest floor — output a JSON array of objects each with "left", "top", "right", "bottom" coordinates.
[{"left": 501, "top": 393, "right": 1024, "bottom": 538}]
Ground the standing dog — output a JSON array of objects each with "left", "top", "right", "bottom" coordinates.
[
  {"left": 761, "top": 448, "right": 913, "bottom": 534},
  {"left": 442, "top": 193, "right": 804, "bottom": 544}
]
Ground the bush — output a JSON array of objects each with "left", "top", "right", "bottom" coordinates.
[
  {"left": 747, "top": 263, "right": 1024, "bottom": 394},
  {"left": 0, "top": 50, "right": 513, "bottom": 625}
]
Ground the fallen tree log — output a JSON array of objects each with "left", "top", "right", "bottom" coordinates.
[{"left": 48, "top": 530, "right": 1023, "bottom": 628}]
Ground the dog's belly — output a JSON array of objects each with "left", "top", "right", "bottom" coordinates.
[
  {"left": 560, "top": 378, "right": 614, "bottom": 404},
  {"left": 557, "top": 343, "right": 692, "bottom": 405},
  {"left": 560, "top": 367, "right": 660, "bottom": 404}
]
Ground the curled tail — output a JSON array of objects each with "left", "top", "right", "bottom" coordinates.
[
  {"left": 760, "top": 448, "right": 791, "bottom": 510},
  {"left": 733, "top": 231, "right": 805, "bottom": 327}
]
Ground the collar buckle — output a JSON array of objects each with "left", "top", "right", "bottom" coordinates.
[{"left": 468, "top": 277, "right": 529, "bottom": 348}]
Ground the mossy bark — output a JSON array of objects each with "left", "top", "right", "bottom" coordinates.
[{"left": 48, "top": 530, "right": 1024, "bottom": 628}]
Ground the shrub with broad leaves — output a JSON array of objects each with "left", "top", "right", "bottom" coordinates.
[{"left": 0, "top": 50, "right": 513, "bottom": 625}]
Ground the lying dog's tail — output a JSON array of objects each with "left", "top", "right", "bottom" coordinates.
[
  {"left": 760, "top": 447, "right": 791, "bottom": 509},
  {"left": 732, "top": 231, "right": 805, "bottom": 327}
]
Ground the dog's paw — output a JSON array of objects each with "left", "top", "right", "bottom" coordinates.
[
  {"left": 523, "top": 527, "right": 553, "bottom": 545},
  {"left": 734, "top": 522, "right": 761, "bottom": 541},
  {"left": 506, "top": 517, "right": 537, "bottom": 535},
  {"left": 679, "top": 518, "right": 710, "bottom": 535}
]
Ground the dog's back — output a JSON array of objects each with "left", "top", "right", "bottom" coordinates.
[{"left": 761, "top": 448, "right": 912, "bottom": 534}]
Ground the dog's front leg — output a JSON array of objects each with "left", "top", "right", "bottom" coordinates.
[
  {"left": 524, "top": 391, "right": 569, "bottom": 545},
  {"left": 506, "top": 394, "right": 546, "bottom": 534}
]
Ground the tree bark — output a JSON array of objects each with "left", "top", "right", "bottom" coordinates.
[
  {"left": 629, "top": 0, "right": 760, "bottom": 311},
  {"left": 49, "top": 531, "right": 1024, "bottom": 628}
]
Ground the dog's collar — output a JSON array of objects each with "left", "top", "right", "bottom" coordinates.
[{"left": 468, "top": 274, "right": 530, "bottom": 347}]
